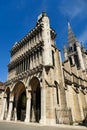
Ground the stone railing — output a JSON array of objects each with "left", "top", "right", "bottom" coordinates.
[{"left": 55, "top": 108, "right": 73, "bottom": 124}]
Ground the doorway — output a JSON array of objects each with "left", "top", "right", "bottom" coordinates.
[
  {"left": 30, "top": 77, "right": 41, "bottom": 122},
  {"left": 17, "top": 91, "right": 26, "bottom": 121},
  {"left": 12, "top": 81, "right": 26, "bottom": 121}
]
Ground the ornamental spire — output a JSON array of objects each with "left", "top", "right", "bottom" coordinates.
[{"left": 68, "top": 21, "right": 78, "bottom": 46}]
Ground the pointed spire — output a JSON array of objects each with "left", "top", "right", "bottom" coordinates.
[
  {"left": 68, "top": 21, "right": 78, "bottom": 46},
  {"left": 68, "top": 21, "right": 71, "bottom": 29}
]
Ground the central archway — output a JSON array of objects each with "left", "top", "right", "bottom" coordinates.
[
  {"left": 29, "top": 77, "right": 41, "bottom": 122},
  {"left": 17, "top": 91, "right": 26, "bottom": 121},
  {"left": 12, "top": 81, "right": 26, "bottom": 121}
]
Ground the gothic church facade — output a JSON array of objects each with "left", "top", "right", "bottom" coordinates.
[{"left": 0, "top": 12, "right": 87, "bottom": 125}]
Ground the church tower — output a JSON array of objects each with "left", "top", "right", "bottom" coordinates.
[{"left": 64, "top": 22, "right": 86, "bottom": 71}]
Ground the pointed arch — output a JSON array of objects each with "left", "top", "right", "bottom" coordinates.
[
  {"left": 12, "top": 81, "right": 26, "bottom": 121},
  {"left": 29, "top": 76, "right": 41, "bottom": 122}
]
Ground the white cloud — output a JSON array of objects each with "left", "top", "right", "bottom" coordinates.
[
  {"left": 59, "top": 0, "right": 87, "bottom": 19},
  {"left": 79, "top": 27, "right": 87, "bottom": 44}
]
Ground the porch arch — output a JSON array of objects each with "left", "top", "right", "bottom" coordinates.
[
  {"left": 5, "top": 87, "right": 10, "bottom": 113},
  {"left": 29, "top": 77, "right": 41, "bottom": 122},
  {"left": 12, "top": 81, "right": 26, "bottom": 121}
]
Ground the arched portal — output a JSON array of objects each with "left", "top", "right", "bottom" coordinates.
[
  {"left": 29, "top": 77, "right": 41, "bottom": 122},
  {"left": 5, "top": 87, "right": 10, "bottom": 112},
  {"left": 12, "top": 81, "right": 26, "bottom": 121}
]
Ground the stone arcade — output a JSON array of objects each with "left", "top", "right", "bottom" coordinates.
[{"left": 0, "top": 12, "right": 87, "bottom": 125}]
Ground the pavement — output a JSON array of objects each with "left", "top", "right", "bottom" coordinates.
[{"left": 0, "top": 120, "right": 87, "bottom": 130}]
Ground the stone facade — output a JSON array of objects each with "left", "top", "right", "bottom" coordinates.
[
  {"left": 0, "top": 12, "right": 87, "bottom": 125},
  {"left": 0, "top": 82, "right": 6, "bottom": 119}
]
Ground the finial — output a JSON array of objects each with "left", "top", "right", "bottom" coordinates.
[
  {"left": 68, "top": 22, "right": 71, "bottom": 28},
  {"left": 66, "top": 17, "right": 71, "bottom": 30}
]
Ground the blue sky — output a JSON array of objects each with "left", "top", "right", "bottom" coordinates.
[{"left": 0, "top": 0, "right": 87, "bottom": 82}]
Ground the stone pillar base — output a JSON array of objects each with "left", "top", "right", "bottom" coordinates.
[
  {"left": 6, "top": 117, "right": 10, "bottom": 121},
  {"left": 39, "top": 118, "right": 46, "bottom": 125},
  {"left": 0, "top": 116, "right": 4, "bottom": 121},
  {"left": 25, "top": 118, "right": 30, "bottom": 123}
]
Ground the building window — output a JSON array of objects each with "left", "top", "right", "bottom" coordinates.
[
  {"left": 69, "top": 46, "right": 72, "bottom": 52},
  {"left": 54, "top": 81, "right": 59, "bottom": 104},
  {"left": 56, "top": 86, "right": 59, "bottom": 104},
  {"left": 74, "top": 55, "right": 80, "bottom": 68},
  {"left": 52, "top": 50, "right": 55, "bottom": 66},
  {"left": 69, "top": 57, "right": 73, "bottom": 65},
  {"left": 74, "top": 43, "right": 76, "bottom": 51}
]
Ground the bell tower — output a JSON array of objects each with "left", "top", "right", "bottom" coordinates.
[{"left": 64, "top": 22, "right": 85, "bottom": 71}]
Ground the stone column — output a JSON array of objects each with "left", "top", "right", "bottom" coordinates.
[
  {"left": 37, "top": 50, "right": 39, "bottom": 66},
  {"left": 37, "top": 49, "right": 40, "bottom": 65},
  {"left": 38, "top": 50, "right": 40, "bottom": 65},
  {"left": 77, "top": 44, "right": 85, "bottom": 70},
  {"left": 19, "top": 62, "right": 20, "bottom": 73},
  {"left": 25, "top": 58, "right": 27, "bottom": 71},
  {"left": 40, "top": 87, "right": 46, "bottom": 124},
  {"left": 25, "top": 90, "right": 31, "bottom": 122},
  {"left": 34, "top": 51, "right": 36, "bottom": 68},
  {"left": 32, "top": 53, "right": 34, "bottom": 69},
  {"left": 20, "top": 62, "right": 22, "bottom": 72},
  {"left": 14, "top": 107, "right": 17, "bottom": 121},
  {"left": 30, "top": 55, "right": 31, "bottom": 69},
  {"left": 36, "top": 50, "right": 38, "bottom": 67},
  {"left": 23, "top": 60, "right": 24, "bottom": 72},
  {"left": 7, "top": 95, "right": 13, "bottom": 121},
  {"left": 0, "top": 94, "right": 7, "bottom": 120},
  {"left": 39, "top": 49, "right": 42, "bottom": 65},
  {"left": 40, "top": 68, "right": 46, "bottom": 124},
  {"left": 28, "top": 56, "right": 30, "bottom": 69},
  {"left": 63, "top": 46, "right": 68, "bottom": 60},
  {"left": 30, "top": 55, "right": 33, "bottom": 70},
  {"left": 71, "top": 56, "right": 75, "bottom": 65},
  {"left": 26, "top": 57, "right": 28, "bottom": 70},
  {"left": 31, "top": 91, "right": 36, "bottom": 122},
  {"left": 24, "top": 59, "right": 25, "bottom": 71},
  {"left": 33, "top": 52, "right": 35, "bottom": 68},
  {"left": 29, "top": 40, "right": 30, "bottom": 49},
  {"left": 36, "top": 34, "right": 38, "bottom": 43}
]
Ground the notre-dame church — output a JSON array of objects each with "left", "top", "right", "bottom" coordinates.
[{"left": 0, "top": 12, "right": 87, "bottom": 125}]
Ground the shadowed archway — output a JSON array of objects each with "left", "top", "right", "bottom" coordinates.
[
  {"left": 5, "top": 87, "right": 10, "bottom": 112},
  {"left": 12, "top": 81, "right": 26, "bottom": 121},
  {"left": 29, "top": 77, "right": 41, "bottom": 122}
]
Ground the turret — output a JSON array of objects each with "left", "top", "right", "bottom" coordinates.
[
  {"left": 39, "top": 12, "right": 53, "bottom": 66},
  {"left": 63, "top": 45, "right": 68, "bottom": 60}
]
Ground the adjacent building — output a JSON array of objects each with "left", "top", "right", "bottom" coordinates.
[
  {"left": 0, "top": 12, "right": 87, "bottom": 125},
  {"left": 0, "top": 82, "right": 6, "bottom": 117}
]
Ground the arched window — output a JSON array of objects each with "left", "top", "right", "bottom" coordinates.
[
  {"left": 69, "top": 57, "right": 73, "bottom": 65},
  {"left": 69, "top": 46, "right": 72, "bottom": 52},
  {"left": 74, "top": 55, "right": 80, "bottom": 68},
  {"left": 52, "top": 50, "right": 55, "bottom": 66},
  {"left": 74, "top": 43, "right": 76, "bottom": 51},
  {"left": 54, "top": 81, "right": 59, "bottom": 104}
]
